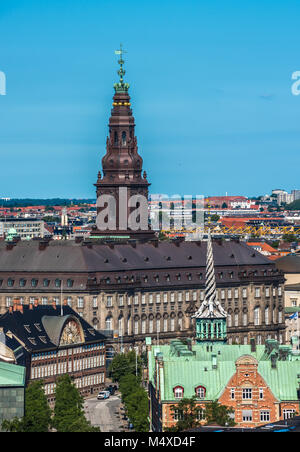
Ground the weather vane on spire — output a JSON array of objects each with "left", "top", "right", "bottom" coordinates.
[{"left": 114, "top": 44, "right": 130, "bottom": 93}]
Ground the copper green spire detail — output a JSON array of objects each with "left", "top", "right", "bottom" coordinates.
[{"left": 114, "top": 44, "right": 130, "bottom": 93}]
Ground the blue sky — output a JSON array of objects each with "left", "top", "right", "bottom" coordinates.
[{"left": 0, "top": 0, "right": 299, "bottom": 199}]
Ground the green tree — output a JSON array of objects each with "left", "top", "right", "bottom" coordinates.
[
  {"left": 119, "top": 374, "right": 149, "bottom": 432},
  {"left": 166, "top": 397, "right": 201, "bottom": 432},
  {"left": 52, "top": 375, "right": 98, "bottom": 432},
  {"left": 108, "top": 351, "right": 142, "bottom": 382},
  {"left": 282, "top": 234, "right": 297, "bottom": 243},
  {"left": 205, "top": 400, "right": 235, "bottom": 426},
  {"left": 1, "top": 380, "right": 51, "bottom": 432}
]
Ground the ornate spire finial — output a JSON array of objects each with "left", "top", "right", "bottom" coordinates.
[
  {"left": 193, "top": 230, "right": 227, "bottom": 320},
  {"left": 114, "top": 44, "right": 130, "bottom": 93}
]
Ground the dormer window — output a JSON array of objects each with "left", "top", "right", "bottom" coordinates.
[
  {"left": 173, "top": 386, "right": 184, "bottom": 399},
  {"left": 7, "top": 278, "right": 14, "bottom": 287},
  {"left": 31, "top": 279, "right": 38, "bottom": 287},
  {"left": 67, "top": 279, "right": 74, "bottom": 288},
  {"left": 195, "top": 386, "right": 206, "bottom": 399}
]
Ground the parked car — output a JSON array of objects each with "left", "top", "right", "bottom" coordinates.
[{"left": 97, "top": 391, "right": 110, "bottom": 400}]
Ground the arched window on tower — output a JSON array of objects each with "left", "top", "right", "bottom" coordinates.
[
  {"left": 122, "top": 131, "right": 127, "bottom": 146},
  {"left": 114, "top": 131, "right": 118, "bottom": 145}
]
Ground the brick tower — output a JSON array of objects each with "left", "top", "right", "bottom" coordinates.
[{"left": 92, "top": 45, "right": 155, "bottom": 241}]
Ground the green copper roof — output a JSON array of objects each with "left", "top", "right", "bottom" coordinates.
[
  {"left": 148, "top": 341, "right": 300, "bottom": 402},
  {"left": 0, "top": 361, "right": 26, "bottom": 387}
]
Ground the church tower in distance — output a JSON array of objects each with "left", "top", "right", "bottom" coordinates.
[{"left": 92, "top": 45, "right": 155, "bottom": 241}]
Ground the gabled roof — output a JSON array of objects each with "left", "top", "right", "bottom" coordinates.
[
  {"left": 149, "top": 342, "right": 300, "bottom": 402},
  {"left": 0, "top": 305, "right": 105, "bottom": 352}
]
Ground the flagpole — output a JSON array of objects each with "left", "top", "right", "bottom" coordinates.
[{"left": 61, "top": 280, "right": 63, "bottom": 316}]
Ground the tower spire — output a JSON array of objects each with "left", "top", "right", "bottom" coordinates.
[
  {"left": 92, "top": 47, "right": 155, "bottom": 241},
  {"left": 114, "top": 44, "right": 129, "bottom": 93},
  {"left": 193, "top": 230, "right": 227, "bottom": 343}
]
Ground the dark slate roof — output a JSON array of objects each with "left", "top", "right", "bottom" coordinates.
[
  {"left": 0, "top": 239, "right": 274, "bottom": 273},
  {"left": 0, "top": 305, "right": 106, "bottom": 352},
  {"left": 275, "top": 254, "right": 300, "bottom": 273}
]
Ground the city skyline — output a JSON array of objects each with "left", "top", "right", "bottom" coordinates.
[{"left": 0, "top": 1, "right": 300, "bottom": 199}]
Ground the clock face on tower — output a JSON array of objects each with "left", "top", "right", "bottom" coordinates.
[{"left": 60, "top": 320, "right": 83, "bottom": 346}]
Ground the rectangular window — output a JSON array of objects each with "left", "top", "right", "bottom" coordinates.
[
  {"left": 260, "top": 411, "right": 270, "bottom": 422},
  {"left": 242, "top": 388, "right": 252, "bottom": 400},
  {"left": 259, "top": 388, "right": 264, "bottom": 399},
  {"left": 106, "top": 296, "right": 112, "bottom": 307},
  {"left": 230, "top": 388, "right": 235, "bottom": 400},
  {"left": 93, "top": 297, "right": 98, "bottom": 308},
  {"left": 242, "top": 410, "right": 253, "bottom": 422},
  {"left": 163, "top": 293, "right": 168, "bottom": 303},
  {"left": 255, "top": 288, "right": 261, "bottom": 298},
  {"left": 173, "top": 409, "right": 184, "bottom": 421},
  {"left": 77, "top": 297, "right": 84, "bottom": 308},
  {"left": 149, "top": 294, "right": 153, "bottom": 304},
  {"left": 283, "top": 409, "right": 296, "bottom": 420}
]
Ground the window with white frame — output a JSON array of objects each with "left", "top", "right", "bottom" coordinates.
[
  {"left": 265, "top": 307, "right": 269, "bottom": 325},
  {"left": 105, "top": 316, "right": 113, "bottom": 331},
  {"left": 283, "top": 409, "right": 296, "bottom": 419},
  {"left": 242, "top": 388, "right": 252, "bottom": 400},
  {"left": 170, "top": 318, "right": 175, "bottom": 331},
  {"left": 77, "top": 297, "right": 84, "bottom": 308},
  {"left": 149, "top": 319, "right": 153, "bottom": 333},
  {"left": 163, "top": 293, "right": 168, "bottom": 303},
  {"left": 173, "top": 409, "right": 184, "bottom": 421},
  {"left": 255, "top": 288, "right": 261, "bottom": 298},
  {"left": 260, "top": 411, "right": 270, "bottom": 422},
  {"left": 230, "top": 388, "right": 235, "bottom": 399},
  {"left": 106, "top": 296, "right": 112, "bottom": 307},
  {"left": 163, "top": 318, "right": 168, "bottom": 332},
  {"left": 259, "top": 388, "right": 264, "bottom": 399},
  {"left": 174, "top": 386, "right": 184, "bottom": 399},
  {"left": 254, "top": 307, "right": 260, "bottom": 325},
  {"left": 242, "top": 410, "right": 252, "bottom": 422},
  {"left": 195, "top": 386, "right": 206, "bottom": 398}
]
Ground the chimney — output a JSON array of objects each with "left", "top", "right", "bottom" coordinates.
[{"left": 39, "top": 240, "right": 49, "bottom": 251}]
